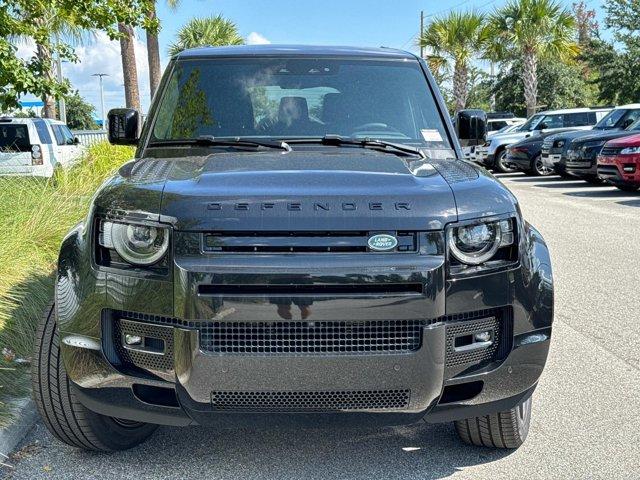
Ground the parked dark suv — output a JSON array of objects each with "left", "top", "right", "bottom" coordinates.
[
  {"left": 543, "top": 104, "right": 640, "bottom": 177},
  {"left": 565, "top": 115, "right": 640, "bottom": 183},
  {"left": 33, "top": 45, "right": 553, "bottom": 453}
]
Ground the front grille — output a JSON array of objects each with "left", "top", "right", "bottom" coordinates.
[
  {"left": 600, "top": 146, "right": 623, "bottom": 156},
  {"left": 107, "top": 308, "right": 513, "bottom": 369},
  {"left": 202, "top": 231, "right": 418, "bottom": 253},
  {"left": 199, "top": 319, "right": 432, "bottom": 355},
  {"left": 210, "top": 389, "right": 411, "bottom": 412}
]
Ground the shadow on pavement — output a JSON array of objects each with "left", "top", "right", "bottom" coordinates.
[
  {"left": 563, "top": 188, "right": 634, "bottom": 198},
  {"left": 21, "top": 422, "right": 514, "bottom": 480},
  {"left": 533, "top": 181, "right": 609, "bottom": 189},
  {"left": 617, "top": 199, "right": 640, "bottom": 208}
]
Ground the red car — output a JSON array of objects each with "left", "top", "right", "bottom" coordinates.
[{"left": 597, "top": 133, "right": 640, "bottom": 192}]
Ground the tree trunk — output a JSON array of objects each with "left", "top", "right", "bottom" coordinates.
[
  {"left": 452, "top": 60, "right": 468, "bottom": 113},
  {"left": 522, "top": 48, "right": 538, "bottom": 118},
  {"left": 36, "top": 43, "right": 56, "bottom": 119},
  {"left": 146, "top": 5, "right": 161, "bottom": 100},
  {"left": 118, "top": 23, "right": 141, "bottom": 111}
]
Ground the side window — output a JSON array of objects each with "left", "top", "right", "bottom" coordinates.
[
  {"left": 565, "top": 112, "right": 590, "bottom": 127},
  {"left": 32, "top": 119, "right": 52, "bottom": 144},
  {"left": 539, "top": 115, "right": 563, "bottom": 129},
  {"left": 60, "top": 126, "right": 76, "bottom": 145},
  {"left": 51, "top": 125, "right": 65, "bottom": 145}
]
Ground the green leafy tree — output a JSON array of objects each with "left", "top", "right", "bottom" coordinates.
[
  {"left": 0, "top": 0, "right": 157, "bottom": 112},
  {"left": 491, "top": 59, "right": 597, "bottom": 116},
  {"left": 169, "top": 15, "right": 244, "bottom": 57},
  {"left": 419, "top": 11, "right": 489, "bottom": 112},
  {"left": 64, "top": 91, "right": 98, "bottom": 130},
  {"left": 488, "top": 0, "right": 579, "bottom": 117},
  {"left": 579, "top": 0, "right": 640, "bottom": 105}
]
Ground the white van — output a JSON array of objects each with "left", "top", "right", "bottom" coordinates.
[{"left": 0, "top": 117, "right": 84, "bottom": 177}]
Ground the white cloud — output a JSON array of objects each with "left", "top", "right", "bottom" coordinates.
[
  {"left": 246, "top": 32, "right": 271, "bottom": 45},
  {"left": 15, "top": 31, "right": 160, "bottom": 117}
]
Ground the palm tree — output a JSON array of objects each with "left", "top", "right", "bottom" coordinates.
[
  {"left": 16, "top": 15, "right": 91, "bottom": 119},
  {"left": 146, "top": 0, "right": 180, "bottom": 99},
  {"left": 488, "top": 0, "right": 579, "bottom": 117},
  {"left": 118, "top": 23, "right": 141, "bottom": 111},
  {"left": 168, "top": 15, "right": 244, "bottom": 57},
  {"left": 419, "top": 11, "right": 489, "bottom": 112}
]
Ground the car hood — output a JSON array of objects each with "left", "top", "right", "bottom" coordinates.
[
  {"left": 94, "top": 150, "right": 518, "bottom": 231},
  {"left": 571, "top": 129, "right": 639, "bottom": 147},
  {"left": 491, "top": 131, "right": 532, "bottom": 145}
]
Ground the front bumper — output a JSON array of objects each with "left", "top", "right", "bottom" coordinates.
[
  {"left": 56, "top": 223, "right": 554, "bottom": 427},
  {"left": 566, "top": 150, "right": 600, "bottom": 178},
  {"left": 598, "top": 155, "right": 640, "bottom": 186}
]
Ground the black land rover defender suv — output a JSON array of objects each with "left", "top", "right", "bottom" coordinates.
[{"left": 33, "top": 45, "right": 553, "bottom": 452}]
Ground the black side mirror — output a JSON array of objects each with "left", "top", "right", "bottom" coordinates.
[
  {"left": 73, "top": 136, "right": 80, "bottom": 145},
  {"left": 621, "top": 118, "right": 634, "bottom": 129},
  {"left": 108, "top": 108, "right": 140, "bottom": 145},
  {"left": 538, "top": 123, "right": 548, "bottom": 130},
  {"left": 455, "top": 109, "right": 487, "bottom": 147}
]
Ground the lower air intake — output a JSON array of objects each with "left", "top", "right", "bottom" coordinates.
[
  {"left": 210, "top": 389, "right": 411, "bottom": 412},
  {"left": 200, "top": 320, "right": 429, "bottom": 355}
]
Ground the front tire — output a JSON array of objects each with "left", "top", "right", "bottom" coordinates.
[
  {"left": 32, "top": 303, "right": 158, "bottom": 452},
  {"left": 494, "top": 149, "right": 518, "bottom": 173},
  {"left": 454, "top": 396, "right": 532, "bottom": 449},
  {"left": 530, "top": 154, "right": 553, "bottom": 176}
]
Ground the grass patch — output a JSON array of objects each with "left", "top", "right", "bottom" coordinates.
[{"left": 0, "top": 142, "right": 134, "bottom": 427}]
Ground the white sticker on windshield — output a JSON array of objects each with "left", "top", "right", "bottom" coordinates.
[{"left": 421, "top": 129, "right": 443, "bottom": 142}]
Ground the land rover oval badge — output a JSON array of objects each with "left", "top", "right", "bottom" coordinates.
[{"left": 367, "top": 234, "right": 398, "bottom": 251}]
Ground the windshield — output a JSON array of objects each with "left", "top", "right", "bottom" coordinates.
[
  {"left": 596, "top": 108, "right": 640, "bottom": 130},
  {"left": 151, "top": 58, "right": 451, "bottom": 148},
  {"left": 519, "top": 114, "right": 543, "bottom": 132}
]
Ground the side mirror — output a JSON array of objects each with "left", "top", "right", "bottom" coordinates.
[
  {"left": 537, "top": 123, "right": 548, "bottom": 130},
  {"left": 108, "top": 108, "right": 140, "bottom": 145},
  {"left": 621, "top": 118, "right": 634, "bottom": 129},
  {"left": 73, "top": 136, "right": 80, "bottom": 145},
  {"left": 455, "top": 109, "right": 487, "bottom": 147}
]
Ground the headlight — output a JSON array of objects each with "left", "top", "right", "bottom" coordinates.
[
  {"left": 582, "top": 140, "right": 605, "bottom": 150},
  {"left": 447, "top": 219, "right": 515, "bottom": 265},
  {"left": 620, "top": 146, "right": 640, "bottom": 154},
  {"left": 99, "top": 221, "right": 169, "bottom": 265}
]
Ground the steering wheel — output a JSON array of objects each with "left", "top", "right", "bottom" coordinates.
[{"left": 352, "top": 123, "right": 403, "bottom": 135}]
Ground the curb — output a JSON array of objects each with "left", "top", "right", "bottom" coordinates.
[{"left": 0, "top": 397, "right": 37, "bottom": 459}]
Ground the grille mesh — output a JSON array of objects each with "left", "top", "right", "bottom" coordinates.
[
  {"left": 113, "top": 319, "right": 174, "bottom": 373},
  {"left": 210, "top": 389, "right": 411, "bottom": 412},
  {"left": 445, "top": 316, "right": 500, "bottom": 367},
  {"left": 199, "top": 320, "right": 430, "bottom": 355},
  {"left": 600, "top": 146, "right": 623, "bottom": 156}
]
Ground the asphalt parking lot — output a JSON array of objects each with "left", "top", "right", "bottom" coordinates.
[{"left": 3, "top": 173, "right": 640, "bottom": 480}]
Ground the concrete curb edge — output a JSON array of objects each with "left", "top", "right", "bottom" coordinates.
[{"left": 0, "top": 397, "right": 37, "bottom": 460}]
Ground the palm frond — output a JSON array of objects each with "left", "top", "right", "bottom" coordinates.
[{"left": 169, "top": 14, "right": 244, "bottom": 57}]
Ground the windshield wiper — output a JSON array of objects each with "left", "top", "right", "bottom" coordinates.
[
  {"left": 286, "top": 135, "right": 426, "bottom": 159},
  {"left": 149, "top": 135, "right": 292, "bottom": 152}
]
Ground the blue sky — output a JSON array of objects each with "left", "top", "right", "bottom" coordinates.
[{"left": 17, "top": 0, "right": 607, "bottom": 119}]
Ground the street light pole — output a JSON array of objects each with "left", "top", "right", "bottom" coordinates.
[
  {"left": 420, "top": 11, "right": 425, "bottom": 59},
  {"left": 92, "top": 73, "right": 109, "bottom": 130},
  {"left": 54, "top": 34, "right": 67, "bottom": 124}
]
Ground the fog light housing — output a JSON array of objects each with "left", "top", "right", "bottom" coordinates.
[
  {"left": 124, "top": 334, "right": 142, "bottom": 346},
  {"left": 474, "top": 331, "right": 492, "bottom": 343}
]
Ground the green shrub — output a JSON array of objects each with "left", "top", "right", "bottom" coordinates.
[{"left": 0, "top": 142, "right": 134, "bottom": 426}]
